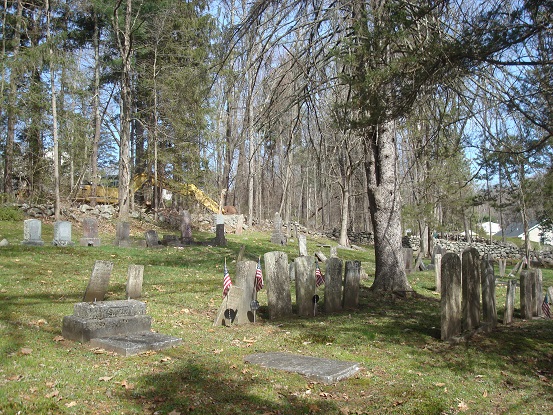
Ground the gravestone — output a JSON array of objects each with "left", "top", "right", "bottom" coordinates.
[
  {"left": 82, "top": 260, "right": 113, "bottom": 302},
  {"left": 294, "top": 256, "right": 316, "bottom": 317},
  {"left": 535, "top": 268, "right": 543, "bottom": 317},
  {"left": 126, "top": 264, "right": 144, "bottom": 299},
  {"left": 298, "top": 234, "right": 308, "bottom": 257},
  {"left": 520, "top": 270, "right": 534, "bottom": 319},
  {"left": 330, "top": 246, "right": 338, "bottom": 258},
  {"left": 324, "top": 257, "right": 343, "bottom": 313},
  {"left": 80, "top": 217, "right": 100, "bottom": 246},
  {"left": 434, "top": 253, "right": 442, "bottom": 293},
  {"left": 213, "top": 214, "right": 227, "bottom": 246},
  {"left": 180, "top": 210, "right": 193, "bottom": 243},
  {"left": 233, "top": 260, "right": 257, "bottom": 324},
  {"left": 235, "top": 214, "right": 244, "bottom": 235},
  {"left": 244, "top": 352, "right": 361, "bottom": 384},
  {"left": 441, "top": 253, "right": 462, "bottom": 341},
  {"left": 213, "top": 285, "right": 244, "bottom": 326},
  {"left": 498, "top": 259, "right": 507, "bottom": 277},
  {"left": 481, "top": 258, "right": 497, "bottom": 330},
  {"left": 504, "top": 279, "right": 517, "bottom": 324},
  {"left": 403, "top": 248, "right": 413, "bottom": 274},
  {"left": 289, "top": 262, "right": 296, "bottom": 281},
  {"left": 52, "top": 221, "right": 74, "bottom": 246},
  {"left": 115, "top": 221, "right": 131, "bottom": 247},
  {"left": 462, "top": 248, "right": 481, "bottom": 332},
  {"left": 264, "top": 251, "right": 292, "bottom": 319},
  {"left": 343, "top": 260, "right": 361, "bottom": 309},
  {"left": 549, "top": 286, "right": 553, "bottom": 307},
  {"left": 145, "top": 230, "right": 162, "bottom": 248},
  {"left": 21, "top": 219, "right": 44, "bottom": 246},
  {"left": 271, "top": 212, "right": 287, "bottom": 245}
]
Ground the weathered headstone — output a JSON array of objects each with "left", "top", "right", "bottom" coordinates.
[
  {"left": 498, "top": 259, "right": 507, "bottom": 277},
  {"left": 270, "top": 212, "right": 287, "bottom": 245},
  {"left": 289, "top": 262, "right": 296, "bottom": 281},
  {"left": 298, "top": 234, "right": 308, "bottom": 257},
  {"left": 213, "top": 285, "right": 244, "bottom": 326},
  {"left": 520, "top": 269, "right": 534, "bottom": 319},
  {"left": 82, "top": 260, "right": 113, "bottom": 302},
  {"left": 462, "top": 248, "right": 481, "bottom": 332},
  {"left": 180, "top": 210, "right": 193, "bottom": 243},
  {"left": 330, "top": 246, "right": 338, "bottom": 258},
  {"left": 213, "top": 214, "right": 227, "bottom": 246},
  {"left": 504, "top": 279, "right": 517, "bottom": 324},
  {"left": 441, "top": 253, "right": 462, "bottom": 341},
  {"left": 535, "top": 268, "right": 543, "bottom": 317},
  {"left": 434, "top": 253, "right": 442, "bottom": 293},
  {"left": 80, "top": 217, "right": 100, "bottom": 246},
  {"left": 481, "top": 258, "right": 497, "bottom": 330},
  {"left": 21, "top": 219, "right": 44, "bottom": 246},
  {"left": 294, "top": 256, "right": 316, "bottom": 317},
  {"left": 403, "top": 247, "right": 413, "bottom": 274},
  {"left": 235, "top": 214, "right": 244, "bottom": 235},
  {"left": 343, "top": 260, "right": 360, "bottom": 309},
  {"left": 53, "top": 221, "right": 74, "bottom": 246},
  {"left": 126, "top": 264, "right": 144, "bottom": 299},
  {"left": 145, "top": 230, "right": 162, "bottom": 248},
  {"left": 324, "top": 257, "right": 343, "bottom": 313},
  {"left": 233, "top": 260, "right": 257, "bottom": 324},
  {"left": 264, "top": 251, "right": 292, "bottom": 319},
  {"left": 115, "top": 221, "right": 131, "bottom": 247}
]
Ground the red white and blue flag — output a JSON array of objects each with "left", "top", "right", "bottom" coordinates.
[
  {"left": 222, "top": 264, "right": 232, "bottom": 298},
  {"left": 255, "top": 258, "right": 264, "bottom": 292},
  {"left": 315, "top": 262, "right": 325, "bottom": 287},
  {"left": 542, "top": 294, "right": 551, "bottom": 319}
]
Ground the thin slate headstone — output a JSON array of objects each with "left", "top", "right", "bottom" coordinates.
[
  {"left": 213, "top": 214, "right": 227, "bottom": 246},
  {"left": 271, "top": 212, "right": 286, "bottom": 245},
  {"left": 21, "top": 219, "right": 44, "bottom": 246},
  {"left": 298, "top": 235, "right": 308, "bottom": 257},
  {"left": 145, "top": 230, "right": 162, "bottom": 248},
  {"left": 264, "top": 251, "right": 292, "bottom": 319},
  {"left": 403, "top": 248, "right": 413, "bottom": 274},
  {"left": 244, "top": 352, "right": 361, "bottom": 384},
  {"left": 462, "top": 248, "right": 481, "bottom": 332},
  {"left": 481, "top": 258, "right": 497, "bottom": 330},
  {"left": 213, "top": 285, "right": 244, "bottom": 326},
  {"left": 82, "top": 260, "right": 113, "bottom": 302},
  {"left": 235, "top": 214, "right": 244, "bottom": 235},
  {"left": 535, "top": 268, "right": 543, "bottom": 317},
  {"left": 234, "top": 260, "right": 257, "bottom": 324},
  {"left": 80, "top": 217, "right": 100, "bottom": 246},
  {"left": 126, "top": 264, "right": 144, "bottom": 299},
  {"left": 180, "top": 210, "right": 193, "bottom": 243},
  {"left": 343, "top": 260, "right": 360, "bottom": 309},
  {"left": 324, "top": 257, "right": 343, "bottom": 313},
  {"left": 330, "top": 246, "right": 338, "bottom": 258},
  {"left": 294, "top": 256, "right": 316, "bottom": 317},
  {"left": 441, "top": 253, "right": 462, "bottom": 341},
  {"left": 289, "top": 262, "right": 296, "bottom": 282},
  {"left": 504, "top": 279, "right": 517, "bottom": 324},
  {"left": 520, "top": 269, "right": 534, "bottom": 319},
  {"left": 434, "top": 253, "right": 442, "bottom": 293},
  {"left": 115, "top": 221, "right": 131, "bottom": 247},
  {"left": 53, "top": 221, "right": 73, "bottom": 246}
]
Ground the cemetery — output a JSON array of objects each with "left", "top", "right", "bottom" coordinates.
[{"left": 0, "top": 210, "right": 552, "bottom": 414}]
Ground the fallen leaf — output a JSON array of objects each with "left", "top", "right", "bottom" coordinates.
[
  {"left": 45, "top": 390, "right": 59, "bottom": 398},
  {"left": 435, "top": 382, "right": 446, "bottom": 387},
  {"left": 7, "top": 374, "right": 24, "bottom": 381},
  {"left": 120, "top": 380, "right": 134, "bottom": 390},
  {"left": 53, "top": 335, "right": 64, "bottom": 342},
  {"left": 458, "top": 401, "right": 469, "bottom": 411},
  {"left": 213, "top": 349, "right": 223, "bottom": 354},
  {"left": 45, "top": 381, "right": 57, "bottom": 388},
  {"left": 168, "top": 410, "right": 181, "bottom": 415},
  {"left": 483, "top": 390, "right": 488, "bottom": 398},
  {"left": 243, "top": 337, "right": 256, "bottom": 343},
  {"left": 65, "top": 401, "right": 77, "bottom": 408},
  {"left": 99, "top": 376, "right": 113, "bottom": 382},
  {"left": 20, "top": 348, "right": 33, "bottom": 355}
]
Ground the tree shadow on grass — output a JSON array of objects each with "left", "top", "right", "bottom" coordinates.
[{"left": 125, "top": 357, "right": 340, "bottom": 415}]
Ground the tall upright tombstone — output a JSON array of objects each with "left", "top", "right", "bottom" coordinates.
[
  {"left": 115, "top": 221, "right": 131, "bottom": 247},
  {"left": 235, "top": 214, "right": 245, "bottom": 235},
  {"left": 324, "top": 257, "right": 343, "bottom": 313},
  {"left": 294, "top": 256, "right": 316, "bottom": 316},
  {"left": 298, "top": 235, "right": 308, "bottom": 257},
  {"left": 504, "top": 279, "right": 517, "bottom": 324},
  {"left": 462, "top": 248, "right": 481, "bottom": 332},
  {"left": 83, "top": 260, "right": 113, "bottom": 302},
  {"left": 271, "top": 212, "right": 286, "bottom": 245},
  {"left": 213, "top": 214, "right": 227, "bottom": 246},
  {"left": 234, "top": 260, "right": 257, "bottom": 324},
  {"left": 180, "top": 210, "right": 193, "bottom": 244},
  {"left": 264, "top": 251, "right": 292, "bottom": 319},
  {"left": 21, "top": 219, "right": 44, "bottom": 246},
  {"left": 343, "top": 260, "right": 361, "bottom": 309},
  {"left": 80, "top": 217, "right": 101, "bottom": 246},
  {"left": 441, "top": 253, "right": 462, "bottom": 341},
  {"left": 534, "top": 268, "right": 543, "bottom": 318},
  {"left": 481, "top": 258, "right": 497, "bottom": 329},
  {"left": 434, "top": 253, "right": 442, "bottom": 293},
  {"left": 403, "top": 248, "right": 413, "bottom": 274},
  {"left": 126, "top": 264, "right": 144, "bottom": 299},
  {"left": 520, "top": 269, "right": 534, "bottom": 319},
  {"left": 53, "top": 221, "right": 74, "bottom": 246}
]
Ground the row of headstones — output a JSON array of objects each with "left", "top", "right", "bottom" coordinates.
[
  {"left": 215, "top": 251, "right": 361, "bottom": 326},
  {"left": 82, "top": 260, "right": 145, "bottom": 302},
  {"left": 440, "top": 248, "right": 550, "bottom": 342}
]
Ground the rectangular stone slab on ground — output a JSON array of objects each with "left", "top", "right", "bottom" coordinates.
[
  {"left": 244, "top": 352, "right": 361, "bottom": 384},
  {"left": 89, "top": 332, "right": 182, "bottom": 356}
]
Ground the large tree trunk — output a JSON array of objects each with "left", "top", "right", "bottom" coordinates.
[
  {"left": 90, "top": 11, "right": 101, "bottom": 207},
  {"left": 365, "top": 122, "right": 412, "bottom": 292}
]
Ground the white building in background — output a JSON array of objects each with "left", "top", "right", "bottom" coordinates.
[
  {"left": 494, "top": 221, "right": 553, "bottom": 246},
  {"left": 479, "top": 221, "right": 501, "bottom": 236}
]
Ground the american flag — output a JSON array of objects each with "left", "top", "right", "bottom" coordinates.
[
  {"left": 222, "top": 264, "right": 232, "bottom": 298},
  {"left": 255, "top": 258, "right": 264, "bottom": 292},
  {"left": 315, "top": 262, "right": 325, "bottom": 287},
  {"left": 542, "top": 294, "right": 551, "bottom": 319}
]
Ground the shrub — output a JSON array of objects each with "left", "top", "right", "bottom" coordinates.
[{"left": 0, "top": 205, "right": 24, "bottom": 221}]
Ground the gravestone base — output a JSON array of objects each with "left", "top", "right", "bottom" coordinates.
[
  {"left": 21, "top": 239, "right": 45, "bottom": 246},
  {"left": 244, "top": 352, "right": 361, "bottom": 384},
  {"left": 90, "top": 332, "right": 182, "bottom": 356},
  {"left": 62, "top": 313, "right": 152, "bottom": 342},
  {"left": 80, "top": 237, "right": 101, "bottom": 247}
]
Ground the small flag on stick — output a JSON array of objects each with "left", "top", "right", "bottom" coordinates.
[
  {"left": 542, "top": 294, "right": 551, "bottom": 319},
  {"left": 222, "top": 261, "right": 232, "bottom": 298},
  {"left": 315, "top": 262, "right": 325, "bottom": 287},
  {"left": 255, "top": 258, "right": 264, "bottom": 292}
]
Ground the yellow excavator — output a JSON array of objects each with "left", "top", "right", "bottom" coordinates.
[{"left": 75, "top": 173, "right": 220, "bottom": 213}]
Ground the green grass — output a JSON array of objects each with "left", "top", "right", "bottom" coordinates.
[{"left": 1, "top": 219, "right": 553, "bottom": 415}]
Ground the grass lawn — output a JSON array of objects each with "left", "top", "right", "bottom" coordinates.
[{"left": 1, "top": 218, "right": 552, "bottom": 415}]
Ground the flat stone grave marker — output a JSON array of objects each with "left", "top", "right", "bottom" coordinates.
[
  {"left": 213, "top": 285, "right": 244, "bottom": 326},
  {"left": 80, "top": 217, "right": 100, "bottom": 246},
  {"left": 53, "top": 221, "right": 74, "bottom": 246},
  {"left": 22, "top": 219, "right": 44, "bottom": 246},
  {"left": 83, "top": 260, "right": 113, "bottom": 302},
  {"left": 126, "top": 264, "right": 144, "bottom": 299},
  {"left": 244, "top": 352, "right": 361, "bottom": 384},
  {"left": 90, "top": 332, "right": 182, "bottom": 357}
]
